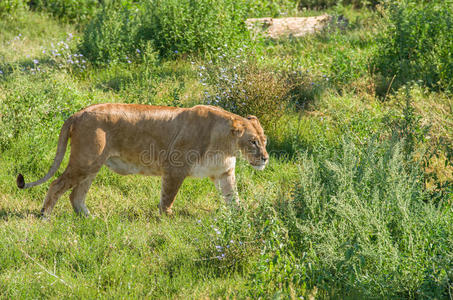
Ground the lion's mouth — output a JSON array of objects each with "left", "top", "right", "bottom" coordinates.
[{"left": 251, "top": 163, "right": 266, "bottom": 171}]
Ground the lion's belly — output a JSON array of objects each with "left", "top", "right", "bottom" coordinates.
[
  {"left": 105, "top": 156, "right": 161, "bottom": 176},
  {"left": 190, "top": 156, "right": 236, "bottom": 178}
]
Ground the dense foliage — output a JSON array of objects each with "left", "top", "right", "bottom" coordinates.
[
  {"left": 0, "top": 0, "right": 26, "bottom": 15},
  {"left": 251, "top": 138, "right": 453, "bottom": 298},
  {"left": 373, "top": 0, "right": 453, "bottom": 93},
  {"left": 298, "top": 0, "right": 380, "bottom": 9},
  {"left": 29, "top": 0, "right": 99, "bottom": 22},
  {"left": 79, "top": 7, "right": 142, "bottom": 65},
  {"left": 79, "top": 0, "right": 256, "bottom": 64},
  {"left": 138, "top": 0, "right": 250, "bottom": 58},
  {"left": 199, "top": 51, "right": 325, "bottom": 129}
]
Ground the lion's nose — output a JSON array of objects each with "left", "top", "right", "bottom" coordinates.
[{"left": 262, "top": 155, "right": 269, "bottom": 163}]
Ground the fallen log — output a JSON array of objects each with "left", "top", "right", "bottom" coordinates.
[{"left": 246, "top": 15, "right": 333, "bottom": 39}]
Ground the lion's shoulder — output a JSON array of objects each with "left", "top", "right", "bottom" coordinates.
[{"left": 190, "top": 105, "right": 243, "bottom": 120}]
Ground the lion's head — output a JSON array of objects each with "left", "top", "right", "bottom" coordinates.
[{"left": 231, "top": 115, "right": 269, "bottom": 170}]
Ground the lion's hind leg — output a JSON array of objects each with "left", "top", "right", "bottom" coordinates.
[
  {"left": 41, "top": 123, "right": 108, "bottom": 217},
  {"left": 41, "top": 153, "right": 106, "bottom": 217},
  {"left": 41, "top": 167, "right": 81, "bottom": 217},
  {"left": 69, "top": 174, "right": 96, "bottom": 216},
  {"left": 41, "top": 165, "right": 102, "bottom": 217}
]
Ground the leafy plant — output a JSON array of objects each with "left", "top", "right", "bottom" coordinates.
[
  {"left": 199, "top": 51, "right": 325, "bottom": 130},
  {"left": 0, "top": 0, "right": 26, "bottom": 16},
  {"left": 243, "top": 0, "right": 299, "bottom": 18},
  {"left": 298, "top": 0, "right": 380, "bottom": 9},
  {"left": 373, "top": 0, "right": 453, "bottom": 93},
  {"left": 277, "top": 137, "right": 451, "bottom": 298},
  {"left": 80, "top": 0, "right": 254, "bottom": 64},
  {"left": 29, "top": 0, "right": 99, "bottom": 23},
  {"left": 79, "top": 7, "right": 142, "bottom": 65},
  {"left": 139, "top": 0, "right": 250, "bottom": 58}
]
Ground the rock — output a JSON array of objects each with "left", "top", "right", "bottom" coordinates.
[{"left": 246, "top": 15, "right": 333, "bottom": 39}]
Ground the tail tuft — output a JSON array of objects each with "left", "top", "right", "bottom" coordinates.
[{"left": 17, "top": 174, "right": 25, "bottom": 189}]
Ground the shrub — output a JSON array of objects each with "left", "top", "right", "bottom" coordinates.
[
  {"left": 244, "top": 0, "right": 299, "bottom": 18},
  {"left": 238, "top": 136, "right": 453, "bottom": 298},
  {"left": 197, "top": 198, "right": 302, "bottom": 297},
  {"left": 0, "top": 0, "right": 26, "bottom": 15},
  {"left": 28, "top": 0, "right": 99, "bottom": 23},
  {"left": 285, "top": 137, "right": 453, "bottom": 298},
  {"left": 200, "top": 58, "right": 290, "bottom": 130},
  {"left": 373, "top": 0, "right": 453, "bottom": 94},
  {"left": 199, "top": 52, "right": 325, "bottom": 130},
  {"left": 80, "top": 0, "right": 254, "bottom": 64},
  {"left": 139, "top": 0, "right": 250, "bottom": 58},
  {"left": 79, "top": 7, "right": 142, "bottom": 65},
  {"left": 298, "top": 0, "right": 380, "bottom": 9}
]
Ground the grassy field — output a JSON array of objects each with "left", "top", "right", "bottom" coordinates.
[{"left": 1, "top": 2, "right": 452, "bottom": 298}]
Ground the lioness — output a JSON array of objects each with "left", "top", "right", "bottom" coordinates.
[{"left": 17, "top": 104, "right": 269, "bottom": 216}]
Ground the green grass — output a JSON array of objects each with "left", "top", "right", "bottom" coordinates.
[{"left": 1, "top": 6, "right": 452, "bottom": 299}]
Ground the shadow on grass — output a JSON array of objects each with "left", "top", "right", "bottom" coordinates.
[
  {"left": 175, "top": 207, "right": 199, "bottom": 218},
  {"left": 0, "top": 56, "right": 86, "bottom": 81},
  {"left": 267, "top": 133, "right": 317, "bottom": 161},
  {"left": 0, "top": 208, "right": 41, "bottom": 221},
  {"left": 0, "top": 57, "right": 55, "bottom": 77},
  {"left": 92, "top": 59, "right": 191, "bottom": 94}
]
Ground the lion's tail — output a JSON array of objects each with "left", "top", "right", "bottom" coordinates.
[{"left": 17, "top": 116, "right": 74, "bottom": 189}]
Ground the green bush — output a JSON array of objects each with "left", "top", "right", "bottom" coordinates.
[
  {"left": 80, "top": 0, "right": 253, "bottom": 64},
  {"left": 79, "top": 7, "right": 142, "bottom": 65},
  {"left": 29, "top": 0, "right": 99, "bottom": 23},
  {"left": 373, "top": 0, "right": 453, "bottom": 93},
  {"left": 239, "top": 136, "right": 453, "bottom": 298},
  {"left": 298, "top": 0, "right": 380, "bottom": 9},
  {"left": 0, "top": 0, "right": 26, "bottom": 15},
  {"left": 139, "top": 0, "right": 250, "bottom": 58},
  {"left": 287, "top": 138, "right": 452, "bottom": 298},
  {"left": 199, "top": 52, "right": 325, "bottom": 130},
  {"left": 243, "top": 0, "right": 299, "bottom": 18}
]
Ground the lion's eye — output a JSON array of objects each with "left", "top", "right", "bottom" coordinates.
[{"left": 250, "top": 140, "right": 257, "bottom": 146}]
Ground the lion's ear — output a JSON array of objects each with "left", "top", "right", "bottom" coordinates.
[
  {"left": 231, "top": 118, "right": 245, "bottom": 137},
  {"left": 246, "top": 115, "right": 260, "bottom": 125}
]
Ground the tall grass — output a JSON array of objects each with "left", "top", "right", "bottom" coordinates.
[
  {"left": 212, "top": 136, "right": 453, "bottom": 298},
  {"left": 373, "top": 0, "right": 453, "bottom": 93}
]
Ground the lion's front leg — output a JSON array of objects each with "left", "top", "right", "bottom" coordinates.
[
  {"left": 159, "top": 173, "right": 185, "bottom": 215},
  {"left": 214, "top": 169, "right": 240, "bottom": 205}
]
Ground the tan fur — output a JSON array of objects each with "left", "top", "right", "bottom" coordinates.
[{"left": 17, "top": 104, "right": 269, "bottom": 216}]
